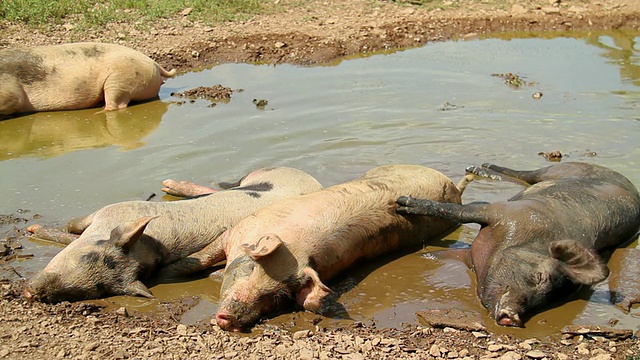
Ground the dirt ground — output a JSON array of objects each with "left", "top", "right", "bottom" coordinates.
[{"left": 2, "top": 0, "right": 640, "bottom": 358}]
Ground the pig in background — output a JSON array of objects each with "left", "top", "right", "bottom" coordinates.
[
  {"left": 397, "top": 162, "right": 640, "bottom": 327},
  {"left": 159, "top": 164, "right": 471, "bottom": 332},
  {"left": 23, "top": 167, "right": 323, "bottom": 303},
  {"left": 0, "top": 42, "right": 175, "bottom": 116}
]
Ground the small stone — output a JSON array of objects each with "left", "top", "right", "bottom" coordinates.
[
  {"left": 293, "top": 330, "right": 311, "bottom": 339},
  {"left": 589, "top": 355, "right": 611, "bottom": 360},
  {"left": 181, "top": 7, "right": 193, "bottom": 16},
  {"left": 275, "top": 41, "right": 286, "bottom": 48},
  {"left": 488, "top": 344, "right": 504, "bottom": 352},
  {"left": 299, "top": 348, "right": 314, "bottom": 360},
  {"left": 176, "top": 324, "right": 188, "bottom": 336},
  {"left": 511, "top": 4, "right": 527, "bottom": 14},
  {"left": 473, "top": 331, "right": 490, "bottom": 338},
  {"left": 518, "top": 342, "right": 532, "bottom": 350},
  {"left": 430, "top": 344, "right": 442, "bottom": 357},
  {"left": 115, "top": 307, "right": 129, "bottom": 317},
  {"left": 0, "top": 349, "right": 10, "bottom": 358},
  {"left": 525, "top": 350, "right": 546, "bottom": 359},
  {"left": 224, "top": 351, "right": 238, "bottom": 359},
  {"left": 557, "top": 353, "right": 569, "bottom": 360},
  {"left": 500, "top": 351, "right": 522, "bottom": 360},
  {"left": 83, "top": 341, "right": 100, "bottom": 352},
  {"left": 85, "top": 316, "right": 101, "bottom": 326},
  {"left": 577, "top": 343, "right": 590, "bottom": 355},
  {"left": 541, "top": 6, "right": 560, "bottom": 14}
]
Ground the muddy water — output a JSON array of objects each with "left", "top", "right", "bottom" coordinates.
[{"left": 2, "top": 30, "right": 639, "bottom": 338}]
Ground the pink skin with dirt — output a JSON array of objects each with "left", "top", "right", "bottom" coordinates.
[
  {"left": 23, "top": 167, "right": 323, "bottom": 303},
  {"left": 0, "top": 42, "right": 176, "bottom": 115},
  {"left": 159, "top": 164, "right": 470, "bottom": 332}
]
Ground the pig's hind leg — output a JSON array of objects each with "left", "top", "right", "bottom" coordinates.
[
  {"left": 396, "top": 196, "right": 492, "bottom": 225},
  {"left": 467, "top": 163, "right": 587, "bottom": 186},
  {"left": 465, "top": 164, "right": 542, "bottom": 187}
]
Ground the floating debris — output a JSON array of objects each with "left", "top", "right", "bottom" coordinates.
[
  {"left": 437, "top": 101, "right": 464, "bottom": 111},
  {"left": 538, "top": 150, "right": 562, "bottom": 161},
  {"left": 171, "top": 84, "right": 234, "bottom": 104},
  {"left": 532, "top": 92, "right": 543, "bottom": 99},
  {"left": 491, "top": 72, "right": 536, "bottom": 89},
  {"left": 253, "top": 99, "right": 269, "bottom": 109}
]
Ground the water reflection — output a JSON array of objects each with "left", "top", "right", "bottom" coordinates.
[
  {"left": 585, "top": 30, "right": 640, "bottom": 86},
  {"left": 0, "top": 100, "right": 167, "bottom": 161}
]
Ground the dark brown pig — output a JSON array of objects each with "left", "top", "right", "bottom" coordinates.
[
  {"left": 159, "top": 164, "right": 468, "bottom": 332},
  {"left": 23, "top": 167, "right": 323, "bottom": 303},
  {"left": 397, "top": 162, "right": 640, "bottom": 327},
  {"left": 0, "top": 42, "right": 176, "bottom": 115}
]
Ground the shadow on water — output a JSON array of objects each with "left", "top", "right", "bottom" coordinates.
[{"left": 2, "top": 29, "right": 640, "bottom": 339}]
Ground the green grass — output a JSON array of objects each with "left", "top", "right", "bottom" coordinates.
[{"left": 0, "top": 0, "right": 267, "bottom": 27}]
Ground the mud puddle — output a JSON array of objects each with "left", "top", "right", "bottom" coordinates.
[{"left": 2, "top": 30, "right": 640, "bottom": 338}]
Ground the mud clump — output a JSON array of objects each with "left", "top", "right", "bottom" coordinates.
[
  {"left": 171, "top": 85, "right": 236, "bottom": 106},
  {"left": 538, "top": 150, "right": 563, "bottom": 161},
  {"left": 492, "top": 72, "right": 537, "bottom": 89}
]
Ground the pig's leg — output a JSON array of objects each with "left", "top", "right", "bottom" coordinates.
[
  {"left": 396, "top": 196, "right": 494, "bottom": 225},
  {"left": 157, "top": 241, "right": 226, "bottom": 279},
  {"left": 27, "top": 224, "right": 79, "bottom": 245},
  {"left": 161, "top": 179, "right": 218, "bottom": 197},
  {"left": 66, "top": 213, "right": 95, "bottom": 234},
  {"left": 470, "top": 163, "right": 595, "bottom": 186},
  {"left": 103, "top": 80, "right": 132, "bottom": 111}
]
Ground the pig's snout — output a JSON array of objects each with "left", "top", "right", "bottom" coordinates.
[
  {"left": 215, "top": 312, "right": 242, "bottom": 332},
  {"left": 494, "top": 307, "right": 522, "bottom": 327}
]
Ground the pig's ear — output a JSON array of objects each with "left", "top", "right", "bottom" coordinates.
[
  {"left": 111, "top": 216, "right": 159, "bottom": 253},
  {"left": 549, "top": 240, "right": 609, "bottom": 285},
  {"left": 241, "top": 234, "right": 283, "bottom": 260},
  {"left": 124, "top": 280, "right": 154, "bottom": 298},
  {"left": 296, "top": 267, "right": 333, "bottom": 312}
]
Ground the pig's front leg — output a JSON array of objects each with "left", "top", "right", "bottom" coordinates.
[
  {"left": 27, "top": 224, "right": 79, "bottom": 245},
  {"left": 157, "top": 241, "right": 226, "bottom": 279},
  {"left": 161, "top": 179, "right": 218, "bottom": 198}
]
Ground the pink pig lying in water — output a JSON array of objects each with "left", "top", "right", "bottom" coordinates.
[
  {"left": 0, "top": 42, "right": 176, "bottom": 115},
  {"left": 158, "top": 164, "right": 471, "bottom": 332},
  {"left": 24, "top": 167, "right": 323, "bottom": 303}
]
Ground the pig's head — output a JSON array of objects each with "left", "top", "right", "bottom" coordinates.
[
  {"left": 23, "top": 217, "right": 157, "bottom": 303},
  {"left": 479, "top": 239, "right": 609, "bottom": 327},
  {"left": 216, "top": 234, "right": 331, "bottom": 332}
]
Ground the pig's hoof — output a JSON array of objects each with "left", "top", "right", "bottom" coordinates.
[
  {"left": 26, "top": 224, "right": 42, "bottom": 233},
  {"left": 467, "top": 165, "right": 503, "bottom": 181},
  {"left": 161, "top": 179, "right": 216, "bottom": 197}
]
